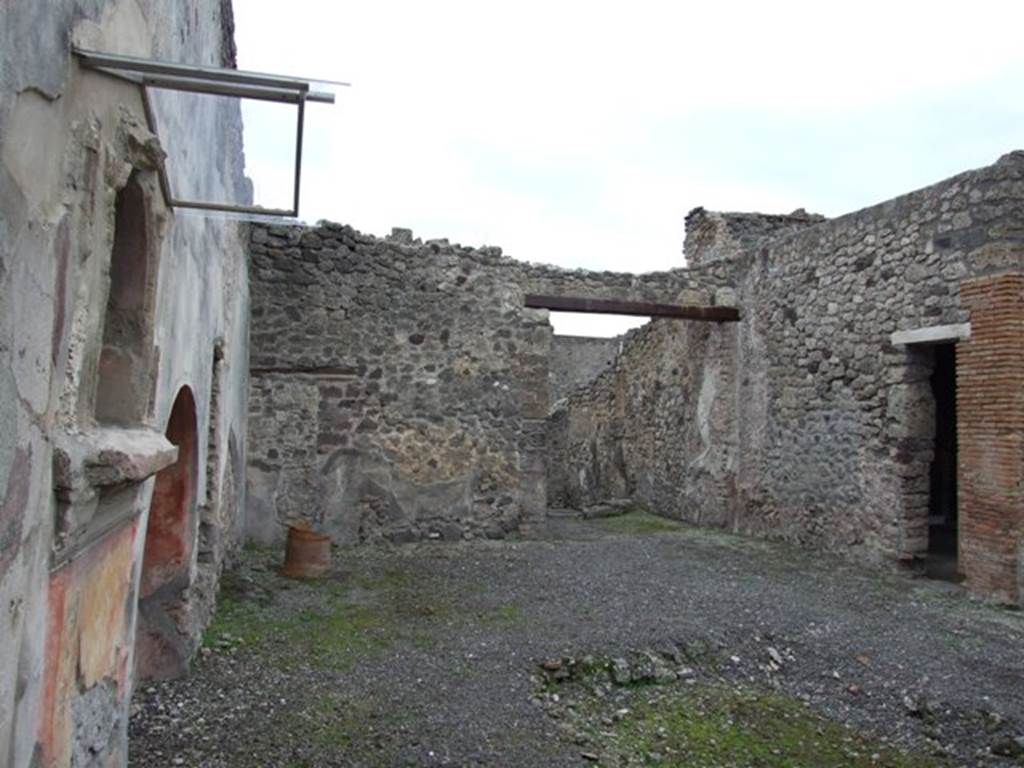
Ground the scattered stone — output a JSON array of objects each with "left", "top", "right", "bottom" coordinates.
[
  {"left": 676, "top": 666, "right": 696, "bottom": 680},
  {"left": 130, "top": 521, "right": 1024, "bottom": 767},
  {"left": 610, "top": 658, "right": 631, "bottom": 686},
  {"left": 991, "top": 735, "right": 1024, "bottom": 759},
  {"left": 581, "top": 504, "right": 623, "bottom": 520},
  {"left": 982, "top": 709, "right": 1005, "bottom": 733},
  {"left": 902, "top": 694, "right": 921, "bottom": 716}
]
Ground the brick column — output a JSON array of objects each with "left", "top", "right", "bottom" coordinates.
[{"left": 957, "top": 273, "right": 1024, "bottom": 604}]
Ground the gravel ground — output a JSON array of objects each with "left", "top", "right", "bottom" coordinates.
[{"left": 129, "top": 514, "right": 1024, "bottom": 767}]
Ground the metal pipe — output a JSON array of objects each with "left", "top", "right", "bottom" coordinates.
[
  {"left": 170, "top": 198, "right": 297, "bottom": 217},
  {"left": 75, "top": 48, "right": 349, "bottom": 90},
  {"left": 293, "top": 97, "right": 306, "bottom": 215},
  {"left": 141, "top": 75, "right": 305, "bottom": 104}
]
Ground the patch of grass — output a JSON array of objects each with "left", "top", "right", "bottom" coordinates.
[
  {"left": 203, "top": 555, "right": 440, "bottom": 670},
  {"left": 278, "top": 691, "right": 410, "bottom": 764},
  {"left": 594, "top": 511, "right": 685, "bottom": 535},
  {"left": 410, "top": 633, "right": 438, "bottom": 651},
  {"left": 576, "top": 685, "right": 947, "bottom": 767},
  {"left": 295, "top": 694, "right": 356, "bottom": 750},
  {"left": 352, "top": 568, "right": 411, "bottom": 593},
  {"left": 480, "top": 602, "right": 523, "bottom": 627},
  {"left": 205, "top": 582, "right": 388, "bottom": 669}
]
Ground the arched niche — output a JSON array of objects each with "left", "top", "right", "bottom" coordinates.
[
  {"left": 135, "top": 386, "right": 198, "bottom": 680},
  {"left": 95, "top": 173, "right": 155, "bottom": 426}
]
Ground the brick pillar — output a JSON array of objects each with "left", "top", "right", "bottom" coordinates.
[{"left": 958, "top": 273, "right": 1024, "bottom": 604}]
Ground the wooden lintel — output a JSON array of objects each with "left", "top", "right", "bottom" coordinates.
[{"left": 524, "top": 294, "right": 740, "bottom": 322}]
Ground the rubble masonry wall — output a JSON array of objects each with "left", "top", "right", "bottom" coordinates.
[
  {"left": 245, "top": 223, "right": 730, "bottom": 545},
  {"left": 548, "top": 154, "right": 1024, "bottom": 596}
]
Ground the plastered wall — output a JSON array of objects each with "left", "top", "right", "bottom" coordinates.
[{"left": 0, "top": 1, "right": 250, "bottom": 764}]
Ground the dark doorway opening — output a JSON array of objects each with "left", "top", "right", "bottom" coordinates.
[{"left": 926, "top": 343, "right": 959, "bottom": 580}]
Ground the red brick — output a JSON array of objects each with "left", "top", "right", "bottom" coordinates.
[{"left": 957, "top": 273, "right": 1024, "bottom": 604}]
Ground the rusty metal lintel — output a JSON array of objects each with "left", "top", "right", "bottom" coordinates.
[
  {"left": 523, "top": 294, "right": 740, "bottom": 322},
  {"left": 250, "top": 366, "right": 361, "bottom": 377}
]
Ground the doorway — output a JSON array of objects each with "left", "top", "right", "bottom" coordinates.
[{"left": 926, "top": 343, "right": 959, "bottom": 580}]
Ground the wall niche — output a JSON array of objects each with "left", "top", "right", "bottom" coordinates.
[{"left": 95, "top": 172, "right": 156, "bottom": 426}]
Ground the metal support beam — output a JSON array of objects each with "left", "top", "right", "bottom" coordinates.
[
  {"left": 74, "top": 47, "right": 341, "bottom": 218},
  {"left": 524, "top": 294, "right": 740, "bottom": 321},
  {"left": 75, "top": 48, "right": 347, "bottom": 98}
]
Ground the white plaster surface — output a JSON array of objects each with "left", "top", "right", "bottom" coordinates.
[
  {"left": 0, "top": 1, "right": 250, "bottom": 764},
  {"left": 890, "top": 323, "right": 971, "bottom": 346}
]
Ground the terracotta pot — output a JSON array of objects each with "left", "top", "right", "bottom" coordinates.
[{"left": 280, "top": 525, "right": 332, "bottom": 579}]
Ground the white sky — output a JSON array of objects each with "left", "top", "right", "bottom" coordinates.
[{"left": 233, "top": 1, "right": 1024, "bottom": 336}]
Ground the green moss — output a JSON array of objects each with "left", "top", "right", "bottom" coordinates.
[
  {"left": 353, "top": 568, "right": 412, "bottom": 593},
  {"left": 577, "top": 685, "right": 947, "bottom": 767},
  {"left": 595, "top": 511, "right": 685, "bottom": 535},
  {"left": 298, "top": 695, "right": 355, "bottom": 750},
  {"left": 205, "top": 584, "right": 388, "bottom": 669},
  {"left": 284, "top": 692, "right": 368, "bottom": 757},
  {"left": 479, "top": 602, "right": 523, "bottom": 627},
  {"left": 277, "top": 691, "right": 409, "bottom": 764},
  {"left": 203, "top": 555, "right": 434, "bottom": 670}
]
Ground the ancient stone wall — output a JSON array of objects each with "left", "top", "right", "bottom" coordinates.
[
  {"left": 247, "top": 224, "right": 548, "bottom": 544},
  {"left": 0, "top": 1, "right": 249, "bottom": 764},
  {"left": 246, "top": 224, "right": 726, "bottom": 545},
  {"left": 549, "top": 335, "right": 624, "bottom": 403},
  {"left": 545, "top": 276, "right": 740, "bottom": 516},
  {"left": 550, "top": 153, "right": 1024, "bottom": 600},
  {"left": 734, "top": 153, "right": 1024, "bottom": 569},
  {"left": 683, "top": 208, "right": 825, "bottom": 266}
]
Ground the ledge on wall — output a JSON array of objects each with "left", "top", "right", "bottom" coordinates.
[
  {"left": 54, "top": 427, "right": 178, "bottom": 493},
  {"left": 52, "top": 427, "right": 178, "bottom": 569}
]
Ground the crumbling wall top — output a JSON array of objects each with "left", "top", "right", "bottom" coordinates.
[
  {"left": 683, "top": 207, "right": 826, "bottom": 266},
  {"left": 260, "top": 220, "right": 742, "bottom": 307}
]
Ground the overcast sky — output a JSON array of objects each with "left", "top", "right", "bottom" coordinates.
[{"left": 233, "top": 1, "right": 1024, "bottom": 335}]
